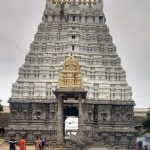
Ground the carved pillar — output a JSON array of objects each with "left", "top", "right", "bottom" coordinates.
[
  {"left": 57, "top": 94, "right": 63, "bottom": 144},
  {"left": 78, "top": 94, "right": 83, "bottom": 143}
]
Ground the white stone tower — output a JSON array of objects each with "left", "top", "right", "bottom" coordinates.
[
  {"left": 11, "top": 0, "right": 132, "bottom": 102},
  {"left": 7, "top": 0, "right": 136, "bottom": 149}
]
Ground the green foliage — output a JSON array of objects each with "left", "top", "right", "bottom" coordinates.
[
  {"left": 147, "top": 111, "right": 150, "bottom": 117},
  {"left": 0, "top": 104, "right": 3, "bottom": 112},
  {"left": 142, "top": 109, "right": 150, "bottom": 133},
  {"left": 142, "top": 119, "right": 150, "bottom": 132}
]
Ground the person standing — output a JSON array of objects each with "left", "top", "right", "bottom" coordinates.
[
  {"left": 9, "top": 136, "right": 17, "bottom": 150},
  {"left": 39, "top": 138, "right": 42, "bottom": 150},
  {"left": 18, "top": 136, "right": 26, "bottom": 150},
  {"left": 44, "top": 138, "right": 49, "bottom": 150},
  {"left": 41, "top": 138, "right": 45, "bottom": 150},
  {"left": 35, "top": 136, "right": 40, "bottom": 150}
]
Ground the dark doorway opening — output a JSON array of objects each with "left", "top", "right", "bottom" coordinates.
[
  {"left": 64, "top": 106, "right": 78, "bottom": 117},
  {"left": 0, "top": 128, "right": 5, "bottom": 137}
]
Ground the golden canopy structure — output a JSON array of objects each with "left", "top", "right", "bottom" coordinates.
[{"left": 58, "top": 56, "right": 83, "bottom": 89}]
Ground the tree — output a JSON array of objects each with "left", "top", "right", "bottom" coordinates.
[
  {"left": 0, "top": 103, "right": 3, "bottom": 112},
  {"left": 142, "top": 109, "right": 150, "bottom": 133}
]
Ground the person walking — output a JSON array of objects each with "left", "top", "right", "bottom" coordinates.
[
  {"left": 9, "top": 136, "right": 17, "bottom": 150},
  {"left": 18, "top": 136, "right": 26, "bottom": 150},
  {"left": 35, "top": 136, "right": 40, "bottom": 150}
]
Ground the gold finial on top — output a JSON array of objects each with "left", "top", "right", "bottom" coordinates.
[
  {"left": 58, "top": 56, "right": 83, "bottom": 88},
  {"left": 93, "top": 0, "right": 97, "bottom": 5},
  {"left": 78, "top": 0, "right": 82, "bottom": 5},
  {"left": 51, "top": 0, "right": 97, "bottom": 5},
  {"left": 52, "top": 0, "right": 56, "bottom": 4},
  {"left": 83, "top": 0, "right": 87, "bottom": 5},
  {"left": 88, "top": 0, "right": 92, "bottom": 5}
]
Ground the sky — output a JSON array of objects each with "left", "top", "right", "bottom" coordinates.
[{"left": 0, "top": 0, "right": 150, "bottom": 108}]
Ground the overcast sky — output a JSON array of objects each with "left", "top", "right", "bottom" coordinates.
[{"left": 0, "top": 0, "right": 150, "bottom": 108}]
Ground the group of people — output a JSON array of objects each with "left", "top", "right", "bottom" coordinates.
[
  {"left": 9, "top": 135, "right": 50, "bottom": 150},
  {"left": 9, "top": 136, "right": 26, "bottom": 150},
  {"left": 35, "top": 136, "right": 50, "bottom": 150}
]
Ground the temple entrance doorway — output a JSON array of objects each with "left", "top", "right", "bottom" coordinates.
[
  {"left": 54, "top": 56, "right": 86, "bottom": 144},
  {"left": 64, "top": 106, "right": 78, "bottom": 139}
]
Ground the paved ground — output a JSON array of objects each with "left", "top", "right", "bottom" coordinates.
[
  {"left": 0, "top": 139, "right": 130, "bottom": 150},
  {"left": 0, "top": 144, "right": 34, "bottom": 150},
  {"left": 0, "top": 138, "right": 109, "bottom": 150},
  {"left": 0, "top": 144, "right": 110, "bottom": 150},
  {"left": 0, "top": 138, "right": 33, "bottom": 150}
]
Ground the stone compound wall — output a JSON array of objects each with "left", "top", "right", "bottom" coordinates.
[{"left": 7, "top": 100, "right": 136, "bottom": 149}]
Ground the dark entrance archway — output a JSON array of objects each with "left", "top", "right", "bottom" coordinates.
[{"left": 64, "top": 106, "right": 78, "bottom": 117}]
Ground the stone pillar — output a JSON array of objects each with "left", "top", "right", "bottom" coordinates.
[
  {"left": 57, "top": 94, "right": 63, "bottom": 144},
  {"left": 78, "top": 94, "right": 83, "bottom": 143}
]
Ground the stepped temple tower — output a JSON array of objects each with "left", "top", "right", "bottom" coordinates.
[{"left": 7, "top": 0, "right": 137, "bottom": 149}]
